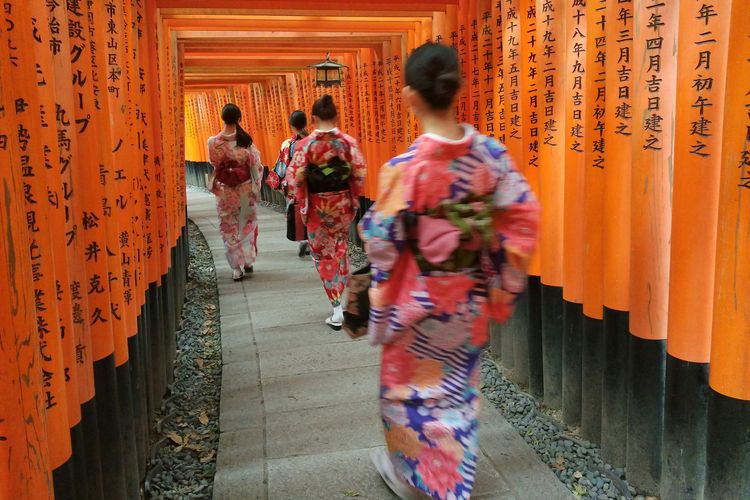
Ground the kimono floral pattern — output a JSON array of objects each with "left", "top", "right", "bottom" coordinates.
[
  {"left": 360, "top": 125, "right": 540, "bottom": 499},
  {"left": 275, "top": 133, "right": 306, "bottom": 198},
  {"left": 288, "top": 129, "right": 366, "bottom": 306},
  {"left": 208, "top": 133, "right": 263, "bottom": 271}
]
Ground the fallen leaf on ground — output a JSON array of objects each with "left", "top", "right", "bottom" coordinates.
[
  {"left": 200, "top": 450, "right": 216, "bottom": 463},
  {"left": 343, "top": 490, "right": 360, "bottom": 497},
  {"left": 198, "top": 411, "right": 209, "bottom": 425},
  {"left": 166, "top": 432, "right": 183, "bottom": 445},
  {"left": 195, "top": 358, "right": 205, "bottom": 368}
]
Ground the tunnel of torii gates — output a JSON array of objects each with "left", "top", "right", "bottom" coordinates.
[{"left": 0, "top": 0, "right": 747, "bottom": 499}]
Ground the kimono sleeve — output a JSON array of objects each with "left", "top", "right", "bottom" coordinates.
[
  {"left": 486, "top": 148, "right": 540, "bottom": 322},
  {"left": 287, "top": 143, "right": 310, "bottom": 218},
  {"left": 276, "top": 139, "right": 291, "bottom": 169},
  {"left": 249, "top": 144, "right": 263, "bottom": 184},
  {"left": 348, "top": 138, "right": 367, "bottom": 199},
  {"left": 207, "top": 136, "right": 218, "bottom": 167},
  {"left": 360, "top": 160, "right": 408, "bottom": 283}
]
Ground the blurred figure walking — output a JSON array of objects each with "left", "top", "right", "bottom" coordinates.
[{"left": 361, "top": 43, "right": 540, "bottom": 499}]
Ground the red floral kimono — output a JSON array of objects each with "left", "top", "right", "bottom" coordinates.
[
  {"left": 288, "top": 128, "right": 366, "bottom": 306},
  {"left": 360, "top": 126, "right": 540, "bottom": 499},
  {"left": 275, "top": 132, "right": 306, "bottom": 199}
]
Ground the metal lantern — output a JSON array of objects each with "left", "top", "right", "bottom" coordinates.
[{"left": 311, "top": 53, "right": 345, "bottom": 87}]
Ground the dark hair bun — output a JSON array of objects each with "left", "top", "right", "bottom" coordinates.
[
  {"left": 405, "top": 43, "right": 461, "bottom": 110},
  {"left": 312, "top": 94, "right": 338, "bottom": 121}
]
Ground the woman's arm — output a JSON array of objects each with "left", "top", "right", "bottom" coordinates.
[
  {"left": 486, "top": 147, "right": 540, "bottom": 323},
  {"left": 207, "top": 136, "right": 219, "bottom": 193},
  {"left": 249, "top": 144, "right": 263, "bottom": 185},
  {"left": 360, "top": 160, "right": 408, "bottom": 282},
  {"left": 287, "top": 143, "right": 309, "bottom": 219}
]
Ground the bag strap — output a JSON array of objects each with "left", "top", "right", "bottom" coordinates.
[{"left": 287, "top": 137, "right": 298, "bottom": 164}]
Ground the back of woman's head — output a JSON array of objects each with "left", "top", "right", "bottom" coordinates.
[
  {"left": 312, "top": 94, "right": 337, "bottom": 121},
  {"left": 405, "top": 43, "right": 461, "bottom": 110},
  {"left": 221, "top": 103, "right": 252, "bottom": 148},
  {"left": 289, "top": 110, "right": 308, "bottom": 131}
]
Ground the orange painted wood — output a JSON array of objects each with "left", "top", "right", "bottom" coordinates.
[
  {"left": 602, "top": 0, "right": 634, "bottom": 312},
  {"left": 667, "top": 0, "right": 732, "bottom": 363},
  {"left": 537, "top": 0, "right": 565, "bottom": 289},
  {"left": 582, "top": 0, "right": 606, "bottom": 320},
  {"left": 562, "top": 0, "right": 587, "bottom": 305},
  {"left": 709, "top": 2, "right": 750, "bottom": 399},
  {"left": 629, "top": 0, "right": 678, "bottom": 341}
]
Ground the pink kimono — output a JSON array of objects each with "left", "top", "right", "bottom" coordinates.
[{"left": 208, "top": 133, "right": 263, "bottom": 271}]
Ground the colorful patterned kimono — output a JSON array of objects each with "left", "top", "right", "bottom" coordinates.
[
  {"left": 208, "top": 133, "right": 263, "bottom": 271},
  {"left": 288, "top": 128, "right": 366, "bottom": 306},
  {"left": 360, "top": 125, "right": 539, "bottom": 500},
  {"left": 276, "top": 133, "right": 305, "bottom": 200}
]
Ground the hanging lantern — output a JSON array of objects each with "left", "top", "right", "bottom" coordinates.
[{"left": 311, "top": 53, "right": 346, "bottom": 87}]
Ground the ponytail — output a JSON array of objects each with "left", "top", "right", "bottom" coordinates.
[
  {"left": 221, "top": 103, "right": 253, "bottom": 149},
  {"left": 235, "top": 123, "right": 253, "bottom": 149}
]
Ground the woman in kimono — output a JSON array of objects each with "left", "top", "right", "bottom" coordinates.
[
  {"left": 288, "top": 94, "right": 366, "bottom": 329},
  {"left": 276, "top": 110, "right": 311, "bottom": 257},
  {"left": 360, "top": 43, "right": 540, "bottom": 499},
  {"left": 208, "top": 103, "right": 263, "bottom": 281}
]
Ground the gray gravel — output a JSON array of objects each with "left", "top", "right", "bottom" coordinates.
[
  {"left": 480, "top": 356, "right": 656, "bottom": 500},
  {"left": 348, "top": 236, "right": 368, "bottom": 269},
  {"left": 144, "top": 220, "right": 222, "bottom": 499}
]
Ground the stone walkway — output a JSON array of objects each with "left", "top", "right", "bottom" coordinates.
[{"left": 187, "top": 191, "right": 571, "bottom": 500}]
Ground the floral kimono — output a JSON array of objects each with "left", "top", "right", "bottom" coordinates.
[
  {"left": 276, "top": 132, "right": 306, "bottom": 200},
  {"left": 208, "top": 133, "right": 263, "bottom": 271},
  {"left": 360, "top": 125, "right": 539, "bottom": 500},
  {"left": 288, "top": 128, "right": 366, "bottom": 306}
]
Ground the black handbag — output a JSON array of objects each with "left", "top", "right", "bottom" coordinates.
[
  {"left": 286, "top": 201, "right": 307, "bottom": 242},
  {"left": 343, "top": 263, "right": 371, "bottom": 339}
]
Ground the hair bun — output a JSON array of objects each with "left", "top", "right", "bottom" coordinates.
[
  {"left": 312, "top": 94, "right": 338, "bottom": 121},
  {"left": 404, "top": 43, "right": 461, "bottom": 110},
  {"left": 435, "top": 72, "right": 460, "bottom": 93}
]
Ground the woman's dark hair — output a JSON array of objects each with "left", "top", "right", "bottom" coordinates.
[
  {"left": 289, "top": 110, "right": 308, "bottom": 131},
  {"left": 405, "top": 42, "right": 461, "bottom": 110},
  {"left": 221, "top": 103, "right": 253, "bottom": 148},
  {"left": 312, "top": 94, "right": 337, "bottom": 121}
]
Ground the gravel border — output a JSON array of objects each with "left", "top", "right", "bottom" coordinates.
[
  {"left": 144, "top": 220, "right": 222, "bottom": 499},
  {"left": 481, "top": 356, "right": 656, "bottom": 500}
]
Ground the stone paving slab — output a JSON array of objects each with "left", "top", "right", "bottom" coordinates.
[
  {"left": 213, "top": 427, "right": 266, "bottom": 500},
  {"left": 259, "top": 338, "right": 376, "bottom": 379},
  {"left": 187, "top": 191, "right": 572, "bottom": 500},
  {"left": 262, "top": 365, "right": 380, "bottom": 414},
  {"left": 254, "top": 322, "right": 351, "bottom": 352},
  {"left": 265, "top": 400, "right": 382, "bottom": 459}
]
